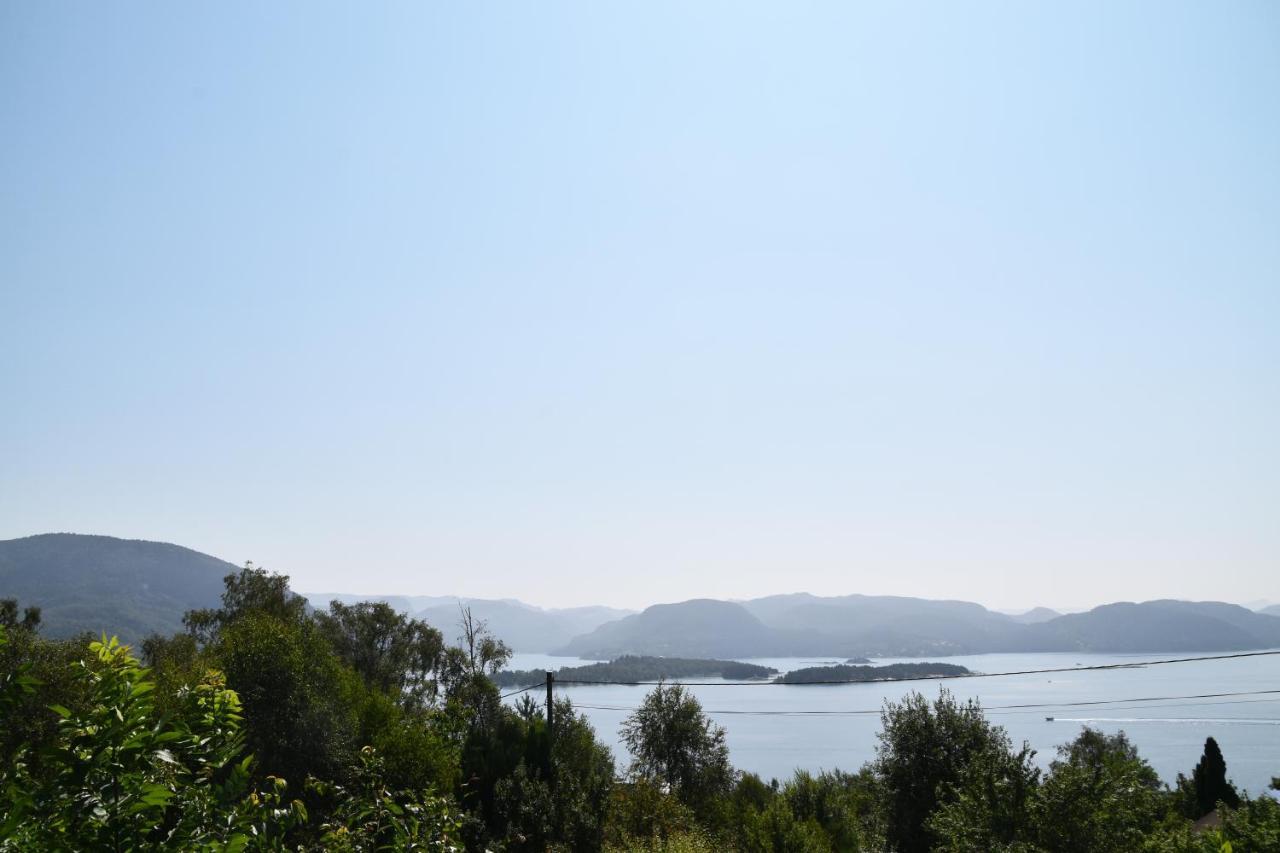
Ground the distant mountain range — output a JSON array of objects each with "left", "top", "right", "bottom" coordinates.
[
  {"left": 1005, "top": 607, "right": 1062, "bottom": 624},
  {"left": 3, "top": 534, "right": 1279, "bottom": 657},
  {"left": 556, "top": 595, "right": 1280, "bottom": 658},
  {"left": 302, "top": 591, "right": 633, "bottom": 653}
]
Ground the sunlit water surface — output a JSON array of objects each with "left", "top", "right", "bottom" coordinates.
[{"left": 506, "top": 650, "right": 1280, "bottom": 795}]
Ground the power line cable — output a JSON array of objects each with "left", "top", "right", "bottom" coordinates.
[
  {"left": 992, "top": 695, "right": 1280, "bottom": 716},
  {"left": 546, "top": 649, "right": 1280, "bottom": 688},
  {"left": 568, "top": 687, "right": 1280, "bottom": 717},
  {"left": 498, "top": 683, "right": 542, "bottom": 700}
]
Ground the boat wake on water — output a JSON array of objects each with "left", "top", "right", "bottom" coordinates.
[{"left": 1052, "top": 717, "right": 1280, "bottom": 726}]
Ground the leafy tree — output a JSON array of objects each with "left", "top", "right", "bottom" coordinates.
[
  {"left": 0, "top": 625, "right": 39, "bottom": 729},
  {"left": 140, "top": 631, "right": 205, "bottom": 720},
  {"left": 620, "top": 681, "right": 733, "bottom": 817},
  {"left": 0, "top": 636, "right": 302, "bottom": 850},
  {"left": 141, "top": 630, "right": 200, "bottom": 670},
  {"left": 1143, "top": 794, "right": 1280, "bottom": 852},
  {"left": 738, "top": 795, "right": 832, "bottom": 852},
  {"left": 459, "top": 694, "right": 613, "bottom": 851},
  {"left": 604, "top": 778, "right": 705, "bottom": 849},
  {"left": 180, "top": 569, "right": 464, "bottom": 796},
  {"left": 546, "top": 696, "right": 617, "bottom": 850},
  {"left": 213, "top": 611, "right": 361, "bottom": 784},
  {"left": 873, "top": 689, "right": 1014, "bottom": 853},
  {"left": 927, "top": 742, "right": 1041, "bottom": 853},
  {"left": 1033, "top": 728, "right": 1167, "bottom": 852},
  {"left": 0, "top": 625, "right": 90, "bottom": 773},
  {"left": 355, "top": 686, "right": 461, "bottom": 796},
  {"left": 457, "top": 695, "right": 551, "bottom": 848},
  {"left": 314, "top": 600, "right": 444, "bottom": 707},
  {"left": 309, "top": 746, "right": 461, "bottom": 850},
  {"left": 730, "top": 772, "right": 776, "bottom": 816},
  {"left": 183, "top": 563, "right": 308, "bottom": 645},
  {"left": 0, "top": 599, "right": 40, "bottom": 632},
  {"left": 1213, "top": 794, "right": 1280, "bottom": 851},
  {"left": 437, "top": 606, "right": 511, "bottom": 731},
  {"left": 781, "top": 769, "right": 880, "bottom": 852}
]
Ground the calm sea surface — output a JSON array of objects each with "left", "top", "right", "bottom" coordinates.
[{"left": 506, "top": 650, "right": 1280, "bottom": 796}]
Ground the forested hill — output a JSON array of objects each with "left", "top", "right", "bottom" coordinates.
[
  {"left": 0, "top": 534, "right": 233, "bottom": 643},
  {"left": 0, "top": 534, "right": 630, "bottom": 652},
  {"left": 1019, "top": 600, "right": 1280, "bottom": 653},
  {"left": 492, "top": 655, "right": 778, "bottom": 688},
  {"left": 776, "top": 662, "right": 971, "bottom": 684}
]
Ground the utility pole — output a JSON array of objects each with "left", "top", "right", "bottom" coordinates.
[{"left": 545, "top": 670, "right": 556, "bottom": 797}]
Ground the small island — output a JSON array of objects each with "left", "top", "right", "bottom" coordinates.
[
  {"left": 775, "top": 662, "right": 971, "bottom": 684},
  {"left": 493, "top": 655, "right": 779, "bottom": 688}
]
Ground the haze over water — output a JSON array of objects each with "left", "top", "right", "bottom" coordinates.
[{"left": 509, "top": 651, "right": 1280, "bottom": 796}]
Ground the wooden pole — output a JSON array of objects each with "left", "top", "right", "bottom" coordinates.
[{"left": 545, "top": 670, "right": 556, "bottom": 797}]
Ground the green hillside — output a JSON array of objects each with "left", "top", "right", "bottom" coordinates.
[{"left": 0, "top": 533, "right": 235, "bottom": 643}]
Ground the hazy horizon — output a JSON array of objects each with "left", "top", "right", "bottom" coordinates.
[
  {"left": 4, "top": 3, "right": 1277, "bottom": 611},
  {"left": 3, "top": 529, "right": 1276, "bottom": 618}
]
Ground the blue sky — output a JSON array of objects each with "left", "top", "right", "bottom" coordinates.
[{"left": 2, "top": 1, "right": 1277, "bottom": 610}]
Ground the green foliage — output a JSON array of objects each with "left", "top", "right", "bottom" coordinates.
[
  {"left": 873, "top": 688, "right": 1014, "bottom": 853},
  {"left": 9, "top": 565, "right": 1278, "bottom": 853},
  {"left": 0, "top": 534, "right": 233, "bottom": 644},
  {"left": 311, "top": 746, "right": 462, "bottom": 851},
  {"left": 3, "top": 566, "right": 474, "bottom": 849},
  {"left": 359, "top": 688, "right": 461, "bottom": 796},
  {"left": 605, "top": 825, "right": 720, "bottom": 853},
  {"left": 175, "top": 565, "right": 465, "bottom": 796},
  {"left": 0, "top": 624, "right": 92, "bottom": 773},
  {"left": 141, "top": 630, "right": 205, "bottom": 719},
  {"left": 0, "top": 635, "right": 302, "bottom": 851},
  {"left": 0, "top": 599, "right": 41, "bottom": 632},
  {"left": 0, "top": 625, "right": 40, "bottom": 733},
  {"left": 437, "top": 606, "right": 512, "bottom": 731},
  {"left": 605, "top": 779, "right": 705, "bottom": 849},
  {"left": 620, "top": 682, "right": 734, "bottom": 817},
  {"left": 777, "top": 769, "right": 880, "bottom": 851},
  {"left": 183, "top": 563, "right": 309, "bottom": 645},
  {"left": 737, "top": 794, "right": 833, "bottom": 852},
  {"left": 458, "top": 695, "right": 614, "bottom": 850},
  {"left": 545, "top": 697, "right": 618, "bottom": 850},
  {"left": 1213, "top": 795, "right": 1280, "bottom": 851},
  {"left": 927, "top": 742, "right": 1041, "bottom": 853},
  {"left": 315, "top": 600, "right": 445, "bottom": 707},
  {"left": 1142, "top": 795, "right": 1280, "bottom": 853},
  {"left": 1033, "top": 728, "right": 1168, "bottom": 852},
  {"left": 1179, "top": 737, "right": 1242, "bottom": 818},
  {"left": 214, "top": 611, "right": 362, "bottom": 783}
]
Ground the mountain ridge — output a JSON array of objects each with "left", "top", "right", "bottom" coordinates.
[
  {"left": 0, "top": 533, "right": 234, "bottom": 643},
  {"left": 556, "top": 596, "right": 1280, "bottom": 658},
  {"left": 4, "top": 534, "right": 1278, "bottom": 656}
]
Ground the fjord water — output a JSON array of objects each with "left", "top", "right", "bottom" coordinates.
[{"left": 507, "top": 651, "right": 1280, "bottom": 796}]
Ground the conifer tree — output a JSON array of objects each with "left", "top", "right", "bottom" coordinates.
[{"left": 1190, "top": 736, "right": 1240, "bottom": 817}]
